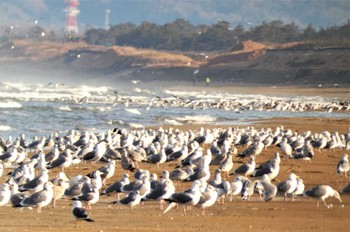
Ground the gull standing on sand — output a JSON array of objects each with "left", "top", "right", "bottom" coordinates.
[
  {"left": 252, "top": 158, "right": 280, "bottom": 180},
  {"left": 254, "top": 174, "right": 277, "bottom": 202},
  {"left": 163, "top": 180, "right": 202, "bottom": 215},
  {"left": 52, "top": 179, "right": 69, "bottom": 208},
  {"left": 0, "top": 183, "right": 11, "bottom": 206},
  {"left": 72, "top": 200, "right": 95, "bottom": 223},
  {"left": 231, "top": 156, "right": 255, "bottom": 176},
  {"left": 47, "top": 148, "right": 73, "bottom": 172},
  {"left": 218, "top": 153, "right": 234, "bottom": 178},
  {"left": 18, "top": 182, "right": 54, "bottom": 213},
  {"left": 337, "top": 154, "right": 349, "bottom": 177},
  {"left": 72, "top": 185, "right": 99, "bottom": 210},
  {"left": 341, "top": 179, "right": 350, "bottom": 194},
  {"left": 144, "top": 171, "right": 176, "bottom": 210},
  {"left": 113, "top": 190, "right": 142, "bottom": 213},
  {"left": 280, "top": 138, "right": 293, "bottom": 158},
  {"left": 229, "top": 176, "right": 244, "bottom": 201},
  {"left": 277, "top": 173, "right": 299, "bottom": 201},
  {"left": 101, "top": 173, "right": 130, "bottom": 201},
  {"left": 19, "top": 169, "right": 49, "bottom": 192},
  {"left": 291, "top": 178, "right": 305, "bottom": 200},
  {"left": 303, "top": 185, "right": 342, "bottom": 208},
  {"left": 10, "top": 183, "right": 26, "bottom": 207},
  {"left": 196, "top": 184, "right": 218, "bottom": 216}
]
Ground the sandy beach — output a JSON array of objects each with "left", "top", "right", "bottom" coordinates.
[{"left": 0, "top": 86, "right": 349, "bottom": 232}]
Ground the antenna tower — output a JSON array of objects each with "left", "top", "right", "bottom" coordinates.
[
  {"left": 65, "top": 0, "right": 80, "bottom": 35},
  {"left": 105, "top": 9, "right": 111, "bottom": 30}
]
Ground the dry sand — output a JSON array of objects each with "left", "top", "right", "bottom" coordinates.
[{"left": 0, "top": 86, "right": 349, "bottom": 232}]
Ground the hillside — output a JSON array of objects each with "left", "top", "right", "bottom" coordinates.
[{"left": 0, "top": 40, "right": 349, "bottom": 87}]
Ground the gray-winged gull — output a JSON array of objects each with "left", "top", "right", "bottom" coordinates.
[
  {"left": 120, "top": 149, "right": 137, "bottom": 172},
  {"left": 337, "top": 154, "right": 349, "bottom": 177},
  {"left": 291, "top": 178, "right": 305, "bottom": 200},
  {"left": 252, "top": 158, "right": 280, "bottom": 180},
  {"left": 19, "top": 169, "right": 49, "bottom": 192},
  {"left": 10, "top": 183, "right": 27, "bottom": 207},
  {"left": 0, "top": 183, "right": 11, "bottom": 206},
  {"left": 341, "top": 179, "right": 350, "bottom": 194},
  {"left": 218, "top": 153, "right": 234, "bottom": 177},
  {"left": 232, "top": 156, "right": 255, "bottom": 176},
  {"left": 72, "top": 185, "right": 99, "bottom": 210},
  {"left": 144, "top": 177, "right": 176, "bottom": 210},
  {"left": 254, "top": 174, "right": 277, "bottom": 202},
  {"left": 196, "top": 183, "right": 218, "bottom": 216},
  {"left": 277, "top": 173, "right": 299, "bottom": 201},
  {"left": 113, "top": 189, "right": 142, "bottom": 212},
  {"left": 72, "top": 200, "right": 95, "bottom": 224},
  {"left": 47, "top": 148, "right": 73, "bottom": 172},
  {"left": 163, "top": 180, "right": 202, "bottom": 215},
  {"left": 303, "top": 185, "right": 342, "bottom": 208},
  {"left": 101, "top": 173, "right": 130, "bottom": 201},
  {"left": 229, "top": 176, "right": 243, "bottom": 201},
  {"left": 18, "top": 181, "right": 54, "bottom": 213}
]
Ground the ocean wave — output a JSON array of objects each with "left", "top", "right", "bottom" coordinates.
[
  {"left": 172, "top": 115, "right": 217, "bottom": 124},
  {"left": 0, "top": 125, "right": 12, "bottom": 131},
  {"left": 0, "top": 101, "right": 22, "bottom": 108}
]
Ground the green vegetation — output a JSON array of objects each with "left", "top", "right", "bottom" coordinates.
[
  {"left": 2, "top": 19, "right": 350, "bottom": 51},
  {"left": 82, "top": 19, "right": 350, "bottom": 51}
]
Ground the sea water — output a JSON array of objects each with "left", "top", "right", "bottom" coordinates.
[{"left": 0, "top": 81, "right": 348, "bottom": 139}]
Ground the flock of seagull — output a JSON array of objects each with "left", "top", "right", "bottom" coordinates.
[
  {"left": 0, "top": 125, "right": 349, "bottom": 223},
  {"left": 64, "top": 90, "right": 350, "bottom": 113}
]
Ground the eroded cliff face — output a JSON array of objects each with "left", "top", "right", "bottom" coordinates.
[{"left": 0, "top": 40, "right": 349, "bottom": 86}]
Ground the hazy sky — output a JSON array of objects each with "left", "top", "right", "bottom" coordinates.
[{"left": 0, "top": 0, "right": 349, "bottom": 32}]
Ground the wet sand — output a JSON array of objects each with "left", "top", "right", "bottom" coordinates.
[{"left": 0, "top": 87, "right": 349, "bottom": 232}]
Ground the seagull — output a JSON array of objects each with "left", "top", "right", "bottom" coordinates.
[
  {"left": 252, "top": 158, "right": 280, "bottom": 180},
  {"left": 169, "top": 166, "right": 193, "bottom": 185},
  {"left": 291, "top": 178, "right": 305, "bottom": 201},
  {"left": 185, "top": 155, "right": 211, "bottom": 182},
  {"left": 19, "top": 169, "right": 49, "bottom": 192},
  {"left": 18, "top": 182, "right": 54, "bottom": 213},
  {"left": 83, "top": 141, "right": 107, "bottom": 163},
  {"left": 241, "top": 177, "right": 255, "bottom": 201},
  {"left": 341, "top": 179, "right": 350, "bottom": 194},
  {"left": 254, "top": 174, "right": 277, "bottom": 202},
  {"left": 231, "top": 156, "right": 255, "bottom": 176},
  {"left": 238, "top": 140, "right": 264, "bottom": 158},
  {"left": 303, "top": 185, "right": 342, "bottom": 208},
  {"left": 113, "top": 190, "right": 142, "bottom": 213},
  {"left": 10, "top": 183, "right": 27, "bottom": 207},
  {"left": 196, "top": 184, "right": 218, "bottom": 216},
  {"left": 146, "top": 148, "right": 167, "bottom": 169},
  {"left": 277, "top": 173, "right": 299, "bottom": 201},
  {"left": 218, "top": 153, "right": 234, "bottom": 178},
  {"left": 337, "top": 154, "right": 349, "bottom": 177},
  {"left": 163, "top": 180, "right": 202, "bottom": 215},
  {"left": 72, "top": 200, "right": 95, "bottom": 224},
  {"left": 0, "top": 183, "right": 11, "bottom": 206},
  {"left": 101, "top": 173, "right": 130, "bottom": 201},
  {"left": 72, "top": 185, "right": 99, "bottom": 210},
  {"left": 120, "top": 149, "right": 137, "bottom": 172},
  {"left": 229, "top": 176, "right": 244, "bottom": 201},
  {"left": 144, "top": 174, "right": 176, "bottom": 210},
  {"left": 47, "top": 148, "right": 73, "bottom": 172},
  {"left": 52, "top": 179, "right": 69, "bottom": 208},
  {"left": 280, "top": 138, "right": 293, "bottom": 158}
]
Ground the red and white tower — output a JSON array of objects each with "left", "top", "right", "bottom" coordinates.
[{"left": 65, "top": 0, "right": 80, "bottom": 34}]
